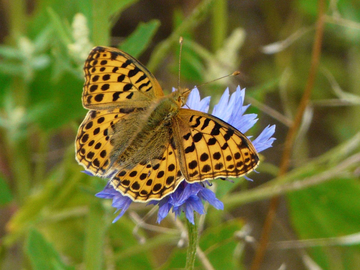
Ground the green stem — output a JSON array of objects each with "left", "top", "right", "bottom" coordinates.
[
  {"left": 185, "top": 217, "right": 198, "bottom": 270},
  {"left": 7, "top": 0, "right": 27, "bottom": 43},
  {"left": 33, "top": 131, "right": 50, "bottom": 185},
  {"left": 6, "top": 0, "right": 31, "bottom": 199},
  {"left": 9, "top": 77, "right": 31, "bottom": 204},
  {"left": 211, "top": 0, "right": 227, "bottom": 51},
  {"left": 92, "top": 0, "right": 110, "bottom": 45},
  {"left": 11, "top": 139, "right": 31, "bottom": 204},
  {"left": 84, "top": 199, "right": 107, "bottom": 270}
]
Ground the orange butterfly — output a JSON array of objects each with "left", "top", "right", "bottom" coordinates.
[{"left": 75, "top": 46, "right": 259, "bottom": 202}]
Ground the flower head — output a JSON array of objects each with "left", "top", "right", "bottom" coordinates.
[
  {"left": 148, "top": 181, "right": 224, "bottom": 224},
  {"left": 95, "top": 86, "right": 276, "bottom": 224}
]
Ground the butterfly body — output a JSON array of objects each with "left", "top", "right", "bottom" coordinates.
[
  {"left": 109, "top": 93, "right": 181, "bottom": 171},
  {"left": 76, "top": 46, "right": 259, "bottom": 202}
]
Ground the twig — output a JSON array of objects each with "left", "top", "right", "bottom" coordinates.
[
  {"left": 197, "top": 246, "right": 215, "bottom": 270},
  {"left": 250, "top": 1, "right": 326, "bottom": 269}
]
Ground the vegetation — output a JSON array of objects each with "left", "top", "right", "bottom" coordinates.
[{"left": 0, "top": 0, "right": 359, "bottom": 269}]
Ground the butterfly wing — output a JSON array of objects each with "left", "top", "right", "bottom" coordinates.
[
  {"left": 76, "top": 105, "right": 185, "bottom": 202},
  {"left": 77, "top": 46, "right": 166, "bottom": 179},
  {"left": 173, "top": 108, "right": 260, "bottom": 182},
  {"left": 82, "top": 46, "right": 164, "bottom": 110},
  {"left": 75, "top": 108, "right": 153, "bottom": 177},
  {"left": 76, "top": 108, "right": 136, "bottom": 177},
  {"left": 110, "top": 140, "right": 184, "bottom": 202}
]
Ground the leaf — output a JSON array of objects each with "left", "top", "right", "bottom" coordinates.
[
  {"left": 119, "top": 20, "right": 160, "bottom": 58},
  {"left": 0, "top": 176, "right": 13, "bottom": 205},
  {"left": 107, "top": 0, "right": 139, "bottom": 27},
  {"left": 29, "top": 66, "right": 84, "bottom": 130},
  {"left": 0, "top": 45, "right": 24, "bottom": 60},
  {"left": 47, "top": 8, "right": 73, "bottom": 46},
  {"left": 288, "top": 178, "right": 360, "bottom": 269},
  {"left": 26, "top": 229, "right": 74, "bottom": 270}
]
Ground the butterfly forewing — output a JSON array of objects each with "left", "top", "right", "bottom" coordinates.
[
  {"left": 83, "top": 46, "right": 164, "bottom": 109},
  {"left": 173, "top": 109, "right": 259, "bottom": 182}
]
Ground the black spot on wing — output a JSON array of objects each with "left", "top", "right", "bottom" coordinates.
[
  {"left": 201, "top": 118, "right": 211, "bottom": 130},
  {"left": 110, "top": 51, "right": 117, "bottom": 60},
  {"left": 128, "top": 67, "right": 140, "bottom": 77},
  {"left": 136, "top": 74, "right": 147, "bottom": 84}
]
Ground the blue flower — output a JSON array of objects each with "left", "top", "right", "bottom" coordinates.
[
  {"left": 95, "top": 86, "right": 276, "bottom": 224},
  {"left": 148, "top": 180, "right": 224, "bottom": 224},
  {"left": 96, "top": 182, "right": 132, "bottom": 223}
]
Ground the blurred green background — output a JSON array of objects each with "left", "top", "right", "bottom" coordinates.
[{"left": 0, "top": 0, "right": 360, "bottom": 269}]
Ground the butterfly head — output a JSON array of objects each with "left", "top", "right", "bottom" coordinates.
[{"left": 172, "top": 87, "right": 191, "bottom": 107}]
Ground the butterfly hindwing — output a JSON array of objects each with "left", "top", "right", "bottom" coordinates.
[
  {"left": 76, "top": 108, "right": 130, "bottom": 177},
  {"left": 110, "top": 140, "right": 184, "bottom": 202},
  {"left": 173, "top": 109, "right": 260, "bottom": 182},
  {"left": 83, "top": 46, "right": 164, "bottom": 110}
]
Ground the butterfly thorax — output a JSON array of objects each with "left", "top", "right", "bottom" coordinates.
[{"left": 109, "top": 96, "right": 180, "bottom": 170}]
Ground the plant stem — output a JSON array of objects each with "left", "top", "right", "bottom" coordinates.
[
  {"left": 211, "top": 0, "right": 227, "bottom": 51},
  {"left": 7, "top": 0, "right": 27, "bottom": 43},
  {"left": 33, "top": 131, "right": 50, "bottom": 185},
  {"left": 250, "top": 0, "right": 326, "bottom": 269},
  {"left": 185, "top": 217, "right": 198, "bottom": 270},
  {"left": 9, "top": 78, "right": 31, "bottom": 205},
  {"left": 92, "top": 0, "right": 110, "bottom": 45}
]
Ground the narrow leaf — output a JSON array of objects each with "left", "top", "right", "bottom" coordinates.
[
  {"left": 119, "top": 20, "right": 160, "bottom": 58},
  {"left": 26, "top": 229, "right": 74, "bottom": 270}
]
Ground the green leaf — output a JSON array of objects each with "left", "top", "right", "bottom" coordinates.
[
  {"left": 0, "top": 176, "right": 13, "bottom": 205},
  {"left": 288, "top": 178, "right": 360, "bottom": 269},
  {"left": 107, "top": 0, "right": 139, "bottom": 27},
  {"left": 26, "top": 229, "right": 75, "bottom": 270},
  {"left": 86, "top": 0, "right": 138, "bottom": 45},
  {"left": 29, "top": 67, "right": 84, "bottom": 130},
  {"left": 296, "top": 1, "right": 318, "bottom": 17},
  {"left": 47, "top": 8, "right": 73, "bottom": 46},
  {"left": 0, "top": 45, "right": 23, "bottom": 60},
  {"left": 119, "top": 20, "right": 160, "bottom": 58}
]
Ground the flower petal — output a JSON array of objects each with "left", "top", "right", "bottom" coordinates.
[
  {"left": 252, "top": 124, "right": 276, "bottom": 152},
  {"left": 96, "top": 183, "right": 133, "bottom": 223},
  {"left": 186, "top": 87, "right": 210, "bottom": 112},
  {"left": 199, "top": 188, "right": 224, "bottom": 210},
  {"left": 212, "top": 87, "right": 230, "bottom": 120}
]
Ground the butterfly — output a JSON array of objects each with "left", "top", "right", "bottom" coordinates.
[{"left": 75, "top": 46, "right": 260, "bottom": 202}]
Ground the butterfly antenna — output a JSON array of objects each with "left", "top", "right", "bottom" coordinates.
[
  {"left": 178, "top": 37, "right": 184, "bottom": 90},
  {"left": 197, "top": 71, "right": 241, "bottom": 87}
]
